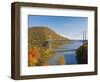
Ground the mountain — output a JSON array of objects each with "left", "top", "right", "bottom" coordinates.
[{"left": 28, "top": 26, "right": 70, "bottom": 48}]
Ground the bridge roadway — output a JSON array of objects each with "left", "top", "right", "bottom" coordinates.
[{"left": 51, "top": 48, "right": 77, "bottom": 52}]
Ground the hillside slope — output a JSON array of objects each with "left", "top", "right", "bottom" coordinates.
[{"left": 28, "top": 26, "right": 70, "bottom": 48}]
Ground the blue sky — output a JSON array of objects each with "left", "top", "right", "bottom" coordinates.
[{"left": 28, "top": 15, "right": 88, "bottom": 40}]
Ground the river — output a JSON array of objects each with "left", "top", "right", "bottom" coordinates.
[{"left": 48, "top": 40, "right": 84, "bottom": 65}]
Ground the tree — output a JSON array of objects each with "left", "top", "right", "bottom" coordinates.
[
  {"left": 28, "top": 48, "right": 40, "bottom": 66},
  {"left": 58, "top": 56, "right": 65, "bottom": 65}
]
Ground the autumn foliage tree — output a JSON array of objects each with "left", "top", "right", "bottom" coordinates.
[
  {"left": 28, "top": 48, "right": 40, "bottom": 66},
  {"left": 58, "top": 56, "right": 65, "bottom": 65}
]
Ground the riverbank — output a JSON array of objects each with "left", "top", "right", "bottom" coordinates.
[{"left": 76, "top": 43, "right": 88, "bottom": 64}]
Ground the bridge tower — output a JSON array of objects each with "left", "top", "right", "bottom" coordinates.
[{"left": 83, "top": 31, "right": 87, "bottom": 44}]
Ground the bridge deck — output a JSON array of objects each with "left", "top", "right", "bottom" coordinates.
[{"left": 52, "top": 49, "right": 77, "bottom": 52}]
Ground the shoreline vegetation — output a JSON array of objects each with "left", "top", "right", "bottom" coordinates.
[
  {"left": 28, "top": 26, "right": 70, "bottom": 66},
  {"left": 76, "top": 43, "right": 88, "bottom": 64}
]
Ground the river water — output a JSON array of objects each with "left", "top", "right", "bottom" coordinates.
[{"left": 48, "top": 40, "right": 83, "bottom": 65}]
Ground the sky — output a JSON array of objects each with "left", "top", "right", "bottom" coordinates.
[{"left": 28, "top": 15, "right": 88, "bottom": 40}]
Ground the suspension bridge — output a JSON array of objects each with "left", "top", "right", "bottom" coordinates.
[{"left": 47, "top": 30, "right": 87, "bottom": 52}]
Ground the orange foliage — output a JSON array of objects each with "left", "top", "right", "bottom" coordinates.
[
  {"left": 28, "top": 48, "right": 40, "bottom": 66},
  {"left": 58, "top": 56, "right": 65, "bottom": 65}
]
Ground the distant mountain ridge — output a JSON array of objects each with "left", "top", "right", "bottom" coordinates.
[{"left": 28, "top": 26, "right": 70, "bottom": 48}]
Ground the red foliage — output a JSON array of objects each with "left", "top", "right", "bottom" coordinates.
[{"left": 28, "top": 48, "right": 40, "bottom": 66}]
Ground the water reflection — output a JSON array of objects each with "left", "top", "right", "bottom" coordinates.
[{"left": 48, "top": 40, "right": 83, "bottom": 65}]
